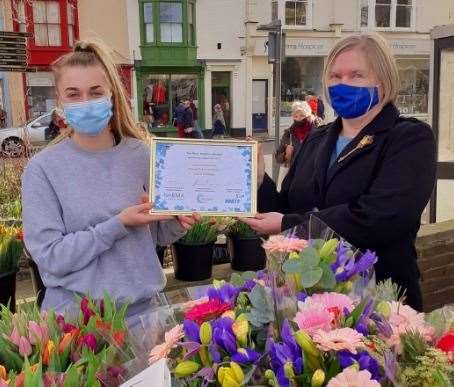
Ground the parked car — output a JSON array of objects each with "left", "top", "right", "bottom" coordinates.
[{"left": 0, "top": 112, "right": 52, "bottom": 157}]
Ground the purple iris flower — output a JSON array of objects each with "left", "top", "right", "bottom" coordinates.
[
  {"left": 296, "top": 291, "right": 308, "bottom": 302},
  {"left": 352, "top": 250, "right": 377, "bottom": 276},
  {"left": 231, "top": 348, "right": 261, "bottom": 364},
  {"left": 180, "top": 341, "right": 202, "bottom": 360},
  {"left": 208, "top": 283, "right": 240, "bottom": 304},
  {"left": 331, "top": 242, "right": 350, "bottom": 273},
  {"left": 370, "top": 313, "right": 393, "bottom": 338},
  {"left": 208, "top": 344, "right": 222, "bottom": 363},
  {"left": 331, "top": 244, "right": 378, "bottom": 282},
  {"left": 243, "top": 279, "right": 257, "bottom": 292},
  {"left": 212, "top": 318, "right": 237, "bottom": 354},
  {"left": 355, "top": 300, "right": 375, "bottom": 335},
  {"left": 183, "top": 319, "right": 200, "bottom": 342},
  {"left": 268, "top": 320, "right": 303, "bottom": 387},
  {"left": 338, "top": 350, "right": 380, "bottom": 381}
]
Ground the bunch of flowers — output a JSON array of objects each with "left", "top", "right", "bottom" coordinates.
[
  {"left": 0, "top": 293, "right": 133, "bottom": 386},
  {"left": 147, "top": 224, "right": 454, "bottom": 386}
]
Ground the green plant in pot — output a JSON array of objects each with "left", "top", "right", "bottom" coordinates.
[
  {"left": 172, "top": 217, "right": 221, "bottom": 281},
  {"left": 0, "top": 225, "right": 23, "bottom": 313},
  {"left": 227, "top": 220, "right": 266, "bottom": 272}
]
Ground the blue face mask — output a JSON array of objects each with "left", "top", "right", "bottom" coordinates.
[
  {"left": 328, "top": 83, "right": 379, "bottom": 119},
  {"left": 63, "top": 96, "right": 113, "bottom": 136}
]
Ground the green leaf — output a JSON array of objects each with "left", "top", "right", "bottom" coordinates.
[
  {"left": 282, "top": 258, "right": 304, "bottom": 274},
  {"left": 300, "top": 247, "right": 320, "bottom": 268},
  {"left": 301, "top": 267, "right": 323, "bottom": 288},
  {"left": 246, "top": 285, "right": 274, "bottom": 327},
  {"left": 230, "top": 272, "right": 245, "bottom": 287},
  {"left": 318, "top": 262, "right": 336, "bottom": 290},
  {"left": 311, "top": 239, "right": 325, "bottom": 250}
]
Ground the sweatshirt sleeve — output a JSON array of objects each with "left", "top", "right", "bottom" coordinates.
[{"left": 22, "top": 162, "right": 129, "bottom": 277}]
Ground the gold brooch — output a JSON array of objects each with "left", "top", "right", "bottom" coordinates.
[{"left": 338, "top": 135, "right": 374, "bottom": 163}]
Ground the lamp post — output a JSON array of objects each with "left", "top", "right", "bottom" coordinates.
[{"left": 257, "top": 20, "right": 284, "bottom": 182}]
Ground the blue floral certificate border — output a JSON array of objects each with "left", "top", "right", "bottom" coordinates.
[{"left": 149, "top": 138, "right": 258, "bottom": 216}]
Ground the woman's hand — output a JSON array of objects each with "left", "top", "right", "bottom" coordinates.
[
  {"left": 239, "top": 212, "right": 283, "bottom": 235},
  {"left": 177, "top": 212, "right": 202, "bottom": 230},
  {"left": 118, "top": 202, "right": 174, "bottom": 227}
]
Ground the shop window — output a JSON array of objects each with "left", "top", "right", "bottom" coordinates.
[
  {"left": 284, "top": 0, "right": 310, "bottom": 27},
  {"left": 281, "top": 57, "right": 324, "bottom": 124},
  {"left": 361, "top": 0, "right": 414, "bottom": 30},
  {"left": 160, "top": 2, "right": 183, "bottom": 43},
  {"left": 396, "top": 58, "right": 429, "bottom": 115},
  {"left": 144, "top": 3, "right": 154, "bottom": 43},
  {"left": 32, "top": 1, "right": 61, "bottom": 46},
  {"left": 142, "top": 73, "right": 198, "bottom": 129}
]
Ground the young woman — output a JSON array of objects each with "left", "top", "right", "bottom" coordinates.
[
  {"left": 22, "top": 40, "right": 199, "bottom": 327},
  {"left": 243, "top": 33, "right": 436, "bottom": 311}
]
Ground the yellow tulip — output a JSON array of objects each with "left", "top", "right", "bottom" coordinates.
[
  {"left": 232, "top": 319, "right": 249, "bottom": 346},
  {"left": 311, "top": 369, "right": 325, "bottom": 387},
  {"left": 229, "top": 362, "right": 244, "bottom": 384},
  {"left": 200, "top": 322, "right": 212, "bottom": 345},
  {"left": 0, "top": 365, "right": 6, "bottom": 380},
  {"left": 223, "top": 373, "right": 240, "bottom": 387},
  {"left": 174, "top": 361, "right": 200, "bottom": 378}
]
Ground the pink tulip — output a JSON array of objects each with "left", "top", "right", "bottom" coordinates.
[
  {"left": 56, "top": 314, "right": 76, "bottom": 333},
  {"left": 81, "top": 333, "right": 97, "bottom": 351},
  {"left": 28, "top": 321, "right": 44, "bottom": 345},
  {"left": 18, "top": 336, "right": 32, "bottom": 357},
  {"left": 8, "top": 326, "right": 21, "bottom": 346}
]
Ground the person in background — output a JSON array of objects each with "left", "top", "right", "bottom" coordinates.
[
  {"left": 45, "top": 109, "right": 63, "bottom": 142},
  {"left": 212, "top": 104, "right": 226, "bottom": 139},
  {"left": 275, "top": 101, "right": 317, "bottom": 189},
  {"left": 189, "top": 98, "right": 203, "bottom": 139},
  {"left": 22, "top": 40, "right": 200, "bottom": 329},
  {"left": 242, "top": 33, "right": 436, "bottom": 311},
  {"left": 174, "top": 99, "right": 194, "bottom": 138}
]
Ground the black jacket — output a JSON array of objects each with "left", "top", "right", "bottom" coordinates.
[{"left": 258, "top": 104, "right": 436, "bottom": 310}]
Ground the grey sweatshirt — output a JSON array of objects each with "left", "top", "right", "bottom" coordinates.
[{"left": 22, "top": 137, "right": 185, "bottom": 317}]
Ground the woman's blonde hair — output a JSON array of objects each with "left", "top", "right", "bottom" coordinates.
[
  {"left": 323, "top": 33, "right": 399, "bottom": 106},
  {"left": 51, "top": 39, "right": 145, "bottom": 142}
]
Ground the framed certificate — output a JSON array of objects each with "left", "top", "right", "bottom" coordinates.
[{"left": 149, "top": 138, "right": 257, "bottom": 216}]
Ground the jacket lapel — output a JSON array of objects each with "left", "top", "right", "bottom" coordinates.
[{"left": 324, "top": 103, "right": 400, "bottom": 188}]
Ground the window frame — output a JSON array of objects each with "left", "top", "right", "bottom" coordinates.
[
  {"left": 360, "top": 0, "right": 416, "bottom": 31},
  {"left": 11, "top": 0, "right": 78, "bottom": 50},
  {"left": 140, "top": 0, "right": 195, "bottom": 47},
  {"left": 282, "top": 0, "right": 313, "bottom": 30}
]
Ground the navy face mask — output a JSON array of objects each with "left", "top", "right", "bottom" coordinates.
[{"left": 328, "top": 83, "right": 379, "bottom": 119}]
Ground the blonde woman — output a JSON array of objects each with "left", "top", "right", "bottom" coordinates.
[
  {"left": 244, "top": 33, "right": 436, "bottom": 311},
  {"left": 22, "top": 40, "right": 199, "bottom": 327}
]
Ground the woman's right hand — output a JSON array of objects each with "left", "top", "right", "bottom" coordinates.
[{"left": 118, "top": 202, "right": 173, "bottom": 227}]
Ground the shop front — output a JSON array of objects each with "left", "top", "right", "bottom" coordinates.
[{"left": 137, "top": 67, "right": 204, "bottom": 136}]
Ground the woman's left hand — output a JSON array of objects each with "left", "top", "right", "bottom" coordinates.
[
  {"left": 140, "top": 193, "right": 201, "bottom": 230},
  {"left": 177, "top": 213, "right": 202, "bottom": 230},
  {"left": 239, "top": 212, "right": 283, "bottom": 235}
]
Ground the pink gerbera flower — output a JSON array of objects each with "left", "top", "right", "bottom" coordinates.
[
  {"left": 327, "top": 368, "right": 380, "bottom": 387},
  {"left": 184, "top": 299, "right": 231, "bottom": 325},
  {"left": 310, "top": 292, "right": 355, "bottom": 314},
  {"left": 262, "top": 235, "right": 309, "bottom": 253},
  {"left": 148, "top": 324, "right": 184, "bottom": 364},
  {"left": 313, "top": 327, "right": 365, "bottom": 354},
  {"left": 294, "top": 308, "right": 333, "bottom": 335}
]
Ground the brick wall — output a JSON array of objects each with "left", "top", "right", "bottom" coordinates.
[{"left": 417, "top": 220, "right": 454, "bottom": 312}]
